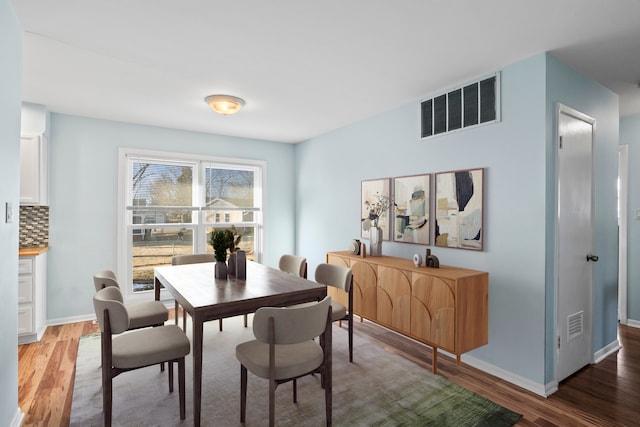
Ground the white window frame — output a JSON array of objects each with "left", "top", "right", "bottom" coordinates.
[{"left": 117, "top": 148, "right": 266, "bottom": 302}]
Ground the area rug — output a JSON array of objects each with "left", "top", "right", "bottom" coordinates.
[{"left": 70, "top": 316, "right": 522, "bottom": 426}]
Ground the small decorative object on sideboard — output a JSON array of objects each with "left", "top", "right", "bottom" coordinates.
[
  {"left": 425, "top": 248, "right": 440, "bottom": 268},
  {"left": 210, "top": 228, "right": 234, "bottom": 279},
  {"left": 348, "top": 239, "right": 361, "bottom": 255},
  {"left": 413, "top": 253, "right": 423, "bottom": 267}
]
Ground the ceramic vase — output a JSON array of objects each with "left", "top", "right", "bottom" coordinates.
[
  {"left": 214, "top": 261, "right": 228, "bottom": 280},
  {"left": 227, "top": 253, "right": 236, "bottom": 277},
  {"left": 236, "top": 250, "right": 247, "bottom": 280},
  {"left": 369, "top": 226, "right": 383, "bottom": 257}
]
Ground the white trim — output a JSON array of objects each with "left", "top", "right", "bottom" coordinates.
[
  {"left": 593, "top": 339, "right": 621, "bottom": 363},
  {"left": 625, "top": 318, "right": 640, "bottom": 328},
  {"left": 47, "top": 300, "right": 175, "bottom": 326},
  {"left": 618, "top": 145, "right": 628, "bottom": 323},
  {"left": 9, "top": 408, "right": 24, "bottom": 427}
]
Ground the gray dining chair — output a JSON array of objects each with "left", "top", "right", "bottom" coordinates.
[
  {"left": 171, "top": 254, "right": 220, "bottom": 331},
  {"left": 279, "top": 254, "right": 308, "bottom": 279},
  {"left": 315, "top": 263, "right": 354, "bottom": 363},
  {"left": 93, "top": 286, "right": 190, "bottom": 426},
  {"left": 235, "top": 296, "right": 332, "bottom": 427},
  {"left": 93, "top": 270, "right": 168, "bottom": 330}
]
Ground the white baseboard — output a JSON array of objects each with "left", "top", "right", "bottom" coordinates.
[
  {"left": 593, "top": 338, "right": 622, "bottom": 363},
  {"left": 47, "top": 301, "right": 174, "bottom": 327},
  {"left": 11, "top": 407, "right": 24, "bottom": 427},
  {"left": 461, "top": 353, "right": 552, "bottom": 397},
  {"left": 623, "top": 318, "right": 640, "bottom": 328}
]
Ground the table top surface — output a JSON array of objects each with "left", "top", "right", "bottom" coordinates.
[{"left": 155, "top": 261, "right": 326, "bottom": 317}]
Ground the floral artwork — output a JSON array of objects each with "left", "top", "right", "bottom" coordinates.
[
  {"left": 435, "top": 168, "right": 484, "bottom": 250},
  {"left": 393, "top": 174, "right": 430, "bottom": 244},
  {"left": 361, "top": 178, "right": 391, "bottom": 241}
]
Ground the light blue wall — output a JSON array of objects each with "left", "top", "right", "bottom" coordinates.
[
  {"left": 47, "top": 114, "right": 296, "bottom": 320},
  {"left": 0, "top": 1, "right": 22, "bottom": 425},
  {"left": 620, "top": 114, "right": 640, "bottom": 320},
  {"left": 545, "top": 55, "right": 619, "bottom": 382},
  {"left": 296, "top": 54, "right": 549, "bottom": 385}
]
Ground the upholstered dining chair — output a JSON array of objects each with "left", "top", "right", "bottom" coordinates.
[
  {"left": 235, "top": 296, "right": 333, "bottom": 427},
  {"left": 315, "top": 263, "right": 354, "bottom": 363},
  {"left": 171, "top": 254, "right": 221, "bottom": 331},
  {"left": 93, "top": 270, "right": 168, "bottom": 330},
  {"left": 278, "top": 254, "right": 308, "bottom": 278},
  {"left": 93, "top": 286, "right": 191, "bottom": 426}
]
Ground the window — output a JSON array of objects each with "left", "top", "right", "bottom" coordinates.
[{"left": 118, "top": 149, "right": 264, "bottom": 296}]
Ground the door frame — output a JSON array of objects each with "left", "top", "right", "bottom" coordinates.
[
  {"left": 554, "top": 103, "right": 596, "bottom": 382},
  {"left": 618, "top": 145, "right": 628, "bottom": 324}
]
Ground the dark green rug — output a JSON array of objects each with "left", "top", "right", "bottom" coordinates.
[{"left": 71, "top": 316, "right": 522, "bottom": 426}]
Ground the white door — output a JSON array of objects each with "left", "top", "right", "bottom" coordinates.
[{"left": 556, "top": 104, "right": 595, "bottom": 382}]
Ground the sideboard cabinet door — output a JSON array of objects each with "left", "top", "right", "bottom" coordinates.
[{"left": 411, "top": 273, "right": 455, "bottom": 352}]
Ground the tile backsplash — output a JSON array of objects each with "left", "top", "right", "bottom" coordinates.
[{"left": 19, "top": 205, "right": 49, "bottom": 247}]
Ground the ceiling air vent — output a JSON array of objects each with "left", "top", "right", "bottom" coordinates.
[{"left": 421, "top": 73, "right": 500, "bottom": 139}]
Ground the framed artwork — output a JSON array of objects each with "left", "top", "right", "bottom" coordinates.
[
  {"left": 361, "top": 178, "right": 391, "bottom": 241},
  {"left": 393, "top": 174, "right": 430, "bottom": 244},
  {"left": 435, "top": 168, "right": 484, "bottom": 250}
]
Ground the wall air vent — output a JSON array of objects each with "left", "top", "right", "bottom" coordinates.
[
  {"left": 567, "top": 310, "right": 584, "bottom": 341},
  {"left": 421, "top": 73, "right": 500, "bottom": 139}
]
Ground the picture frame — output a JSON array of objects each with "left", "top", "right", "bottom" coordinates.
[
  {"left": 435, "top": 168, "right": 484, "bottom": 250},
  {"left": 393, "top": 174, "right": 430, "bottom": 244},
  {"left": 361, "top": 178, "right": 391, "bottom": 241}
]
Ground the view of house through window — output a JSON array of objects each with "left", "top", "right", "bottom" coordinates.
[{"left": 122, "top": 151, "right": 263, "bottom": 293}]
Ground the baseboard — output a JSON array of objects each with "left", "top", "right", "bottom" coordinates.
[
  {"left": 10, "top": 407, "right": 24, "bottom": 427},
  {"left": 47, "top": 300, "right": 174, "bottom": 327},
  {"left": 623, "top": 318, "right": 640, "bottom": 328},
  {"left": 594, "top": 338, "right": 621, "bottom": 363},
  {"left": 461, "top": 354, "right": 551, "bottom": 397}
]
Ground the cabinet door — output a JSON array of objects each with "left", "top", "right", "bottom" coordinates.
[
  {"left": 20, "top": 134, "right": 47, "bottom": 205},
  {"left": 18, "top": 305, "right": 34, "bottom": 335},
  {"left": 19, "top": 276, "right": 33, "bottom": 303},
  {"left": 377, "top": 266, "right": 411, "bottom": 334},
  {"left": 351, "top": 260, "right": 377, "bottom": 320},
  {"left": 411, "top": 273, "right": 455, "bottom": 352}
]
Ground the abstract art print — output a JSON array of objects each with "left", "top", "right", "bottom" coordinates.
[
  {"left": 393, "top": 174, "right": 430, "bottom": 244},
  {"left": 435, "top": 168, "right": 484, "bottom": 250},
  {"left": 361, "top": 178, "right": 391, "bottom": 241}
]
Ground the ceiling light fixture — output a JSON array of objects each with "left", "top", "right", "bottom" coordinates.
[{"left": 205, "top": 94, "right": 246, "bottom": 115}]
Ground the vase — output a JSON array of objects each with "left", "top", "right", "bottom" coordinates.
[
  {"left": 214, "top": 261, "right": 228, "bottom": 280},
  {"left": 369, "top": 226, "right": 383, "bottom": 257},
  {"left": 227, "top": 253, "right": 236, "bottom": 277},
  {"left": 236, "top": 250, "right": 246, "bottom": 280}
]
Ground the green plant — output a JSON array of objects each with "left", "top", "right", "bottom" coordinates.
[{"left": 209, "top": 228, "right": 234, "bottom": 262}]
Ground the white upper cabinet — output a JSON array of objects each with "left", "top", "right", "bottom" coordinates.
[{"left": 20, "top": 134, "right": 48, "bottom": 205}]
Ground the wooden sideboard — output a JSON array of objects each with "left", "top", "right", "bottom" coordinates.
[{"left": 326, "top": 251, "right": 488, "bottom": 373}]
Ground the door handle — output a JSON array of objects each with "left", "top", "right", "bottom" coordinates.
[{"left": 586, "top": 254, "right": 599, "bottom": 262}]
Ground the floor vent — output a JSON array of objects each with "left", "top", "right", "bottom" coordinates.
[
  {"left": 420, "top": 73, "right": 500, "bottom": 139},
  {"left": 568, "top": 311, "right": 584, "bottom": 341}
]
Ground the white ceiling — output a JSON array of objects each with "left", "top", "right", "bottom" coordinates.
[{"left": 11, "top": 0, "right": 640, "bottom": 143}]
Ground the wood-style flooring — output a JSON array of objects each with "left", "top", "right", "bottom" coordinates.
[{"left": 18, "top": 311, "right": 640, "bottom": 426}]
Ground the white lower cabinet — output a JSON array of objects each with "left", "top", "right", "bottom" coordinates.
[{"left": 18, "top": 253, "right": 47, "bottom": 344}]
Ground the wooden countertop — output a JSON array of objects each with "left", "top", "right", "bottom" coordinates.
[{"left": 19, "top": 246, "right": 49, "bottom": 257}]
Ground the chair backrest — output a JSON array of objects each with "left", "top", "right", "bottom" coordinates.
[
  {"left": 93, "top": 286, "right": 129, "bottom": 334},
  {"left": 315, "top": 263, "right": 352, "bottom": 293},
  {"left": 253, "top": 296, "right": 331, "bottom": 345},
  {"left": 93, "top": 270, "right": 120, "bottom": 292},
  {"left": 171, "top": 253, "right": 216, "bottom": 265},
  {"left": 278, "top": 254, "right": 307, "bottom": 278}
]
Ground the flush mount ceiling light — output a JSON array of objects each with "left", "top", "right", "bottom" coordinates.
[{"left": 204, "top": 94, "right": 246, "bottom": 115}]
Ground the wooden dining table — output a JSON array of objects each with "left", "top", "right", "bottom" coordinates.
[{"left": 154, "top": 260, "right": 327, "bottom": 427}]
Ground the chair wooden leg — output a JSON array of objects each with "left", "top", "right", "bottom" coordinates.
[
  {"left": 179, "top": 358, "right": 186, "bottom": 420},
  {"left": 168, "top": 361, "right": 174, "bottom": 393},
  {"left": 219, "top": 318, "right": 223, "bottom": 331},
  {"left": 348, "top": 314, "right": 353, "bottom": 363},
  {"left": 244, "top": 313, "right": 248, "bottom": 327},
  {"left": 293, "top": 378, "right": 298, "bottom": 403},
  {"left": 269, "top": 376, "right": 276, "bottom": 427},
  {"left": 240, "top": 365, "right": 247, "bottom": 422}
]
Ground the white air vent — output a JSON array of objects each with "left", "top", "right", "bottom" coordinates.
[
  {"left": 421, "top": 73, "right": 500, "bottom": 139},
  {"left": 567, "top": 311, "right": 584, "bottom": 341}
]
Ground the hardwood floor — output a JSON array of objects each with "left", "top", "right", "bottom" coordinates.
[{"left": 18, "top": 311, "right": 640, "bottom": 426}]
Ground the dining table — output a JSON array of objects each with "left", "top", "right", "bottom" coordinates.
[{"left": 154, "top": 260, "right": 327, "bottom": 427}]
